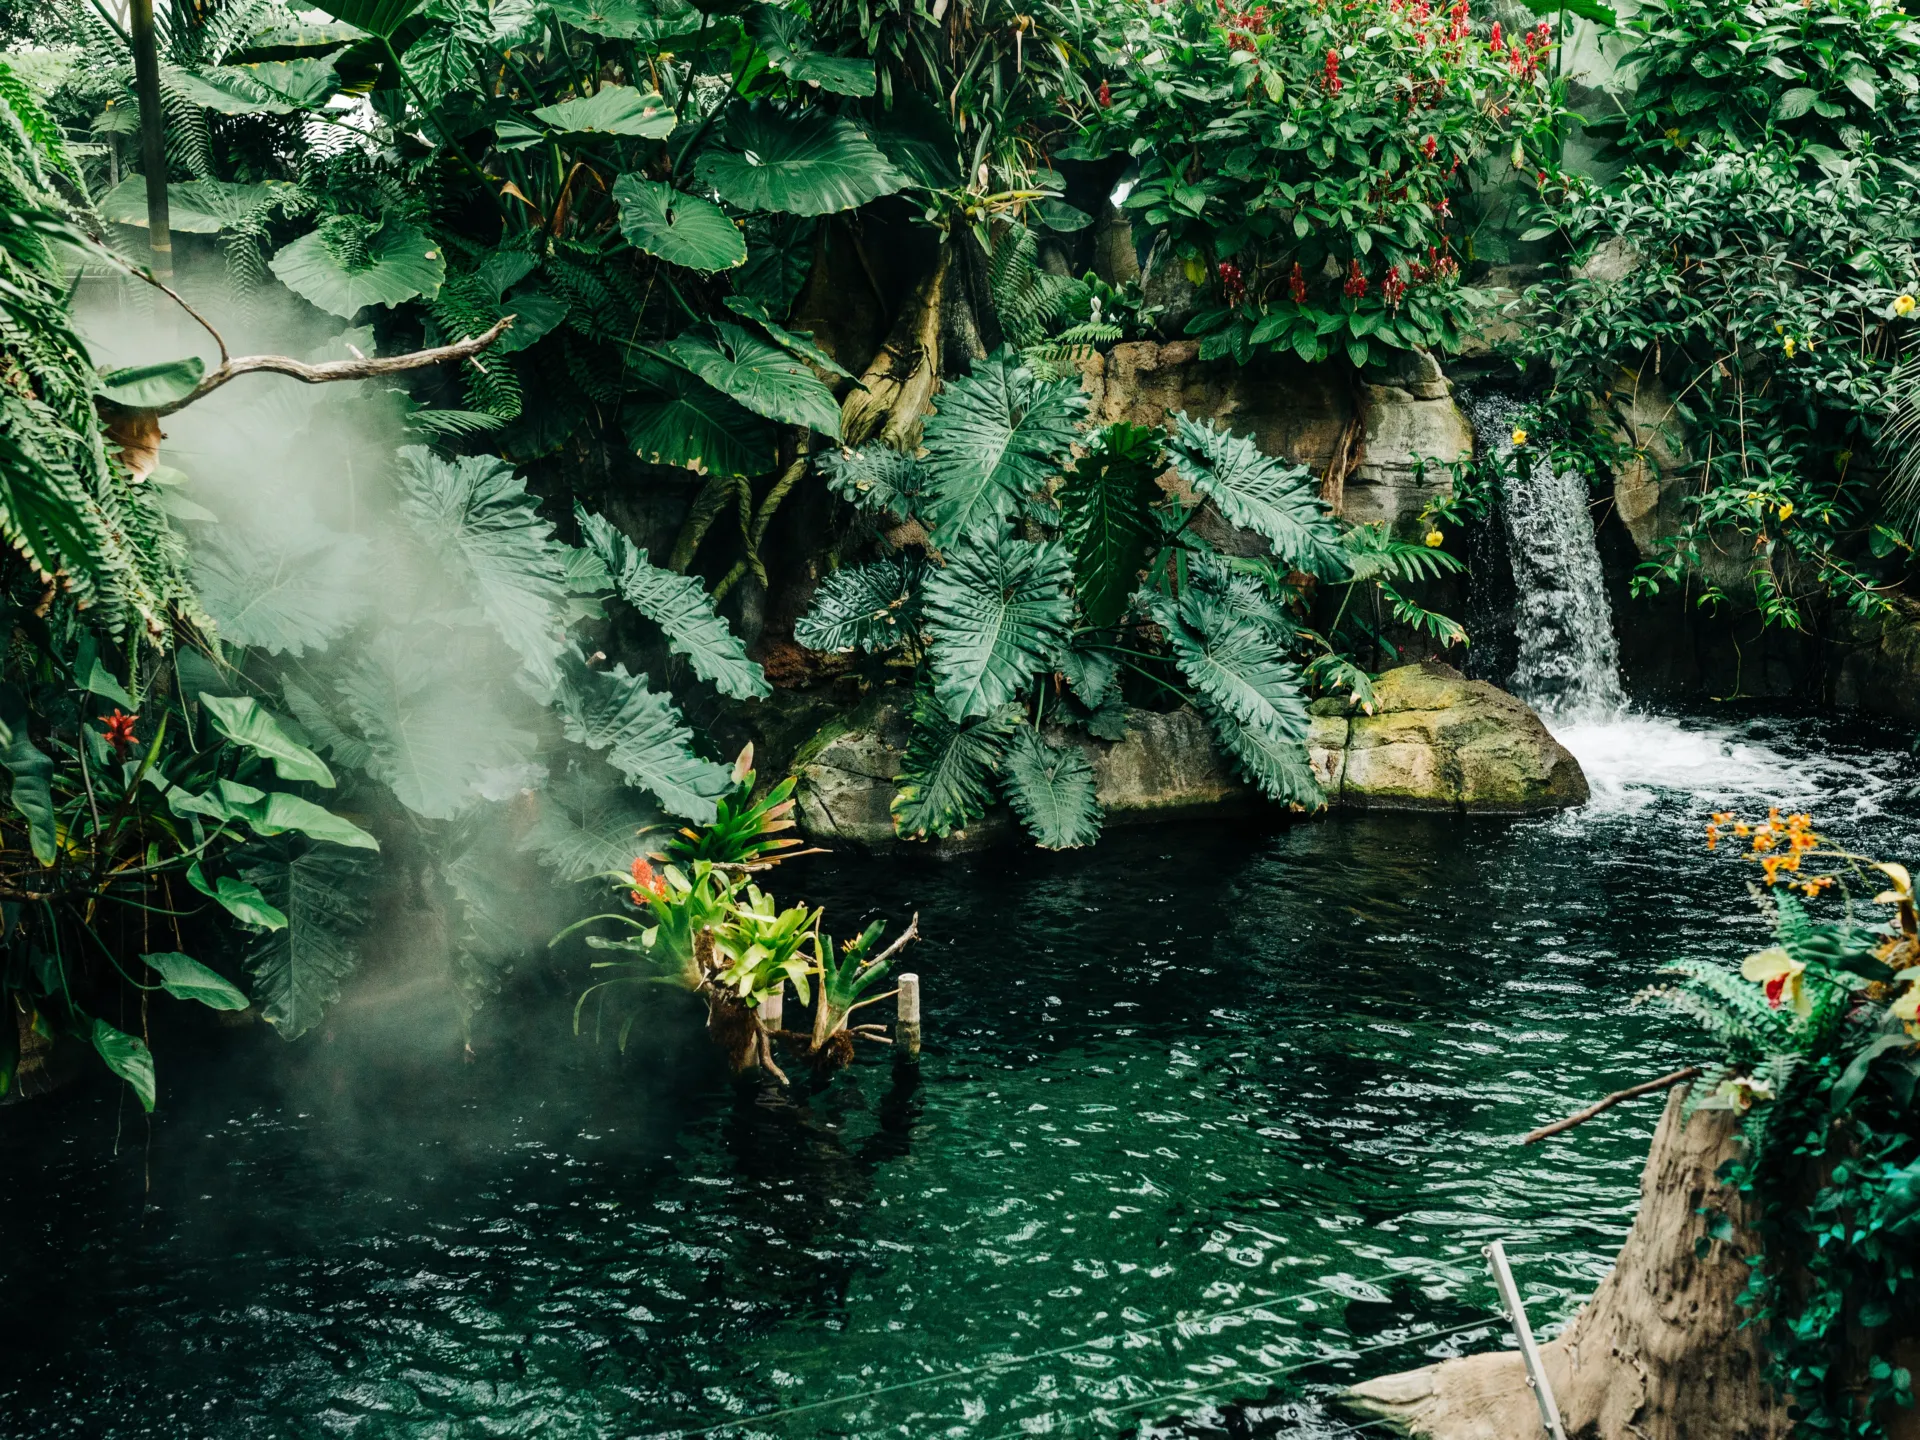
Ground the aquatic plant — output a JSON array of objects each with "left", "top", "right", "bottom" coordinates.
[
  {"left": 561, "top": 746, "right": 916, "bottom": 1082},
  {"left": 1645, "top": 812, "right": 1920, "bottom": 1434}
]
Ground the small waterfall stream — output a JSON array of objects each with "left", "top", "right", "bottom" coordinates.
[{"left": 1461, "top": 389, "right": 1629, "bottom": 721}]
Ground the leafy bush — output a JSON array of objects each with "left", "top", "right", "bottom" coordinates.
[{"left": 1068, "top": 0, "right": 1567, "bottom": 364}]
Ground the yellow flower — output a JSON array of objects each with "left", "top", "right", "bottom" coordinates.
[
  {"left": 1424, "top": 528, "right": 1445, "bottom": 548},
  {"left": 1897, "top": 294, "right": 1916, "bottom": 317},
  {"left": 1510, "top": 427, "right": 1528, "bottom": 446},
  {"left": 1892, "top": 985, "right": 1920, "bottom": 1029},
  {"left": 1741, "top": 946, "right": 1810, "bottom": 1016},
  {"left": 1874, "top": 861, "right": 1914, "bottom": 905},
  {"left": 1714, "top": 1074, "right": 1776, "bottom": 1113},
  {"left": 1777, "top": 500, "right": 1794, "bottom": 521},
  {"left": 1783, "top": 336, "right": 1797, "bottom": 358}
]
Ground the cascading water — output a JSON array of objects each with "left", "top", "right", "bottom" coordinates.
[{"left": 1461, "top": 389, "right": 1629, "bottom": 721}]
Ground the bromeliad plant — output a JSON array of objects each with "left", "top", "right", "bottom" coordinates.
[
  {"left": 1644, "top": 811, "right": 1920, "bottom": 1435},
  {"left": 794, "top": 347, "right": 1466, "bottom": 846},
  {"left": 1065, "top": 0, "right": 1570, "bottom": 366},
  {"left": 562, "top": 746, "right": 917, "bottom": 1082}
]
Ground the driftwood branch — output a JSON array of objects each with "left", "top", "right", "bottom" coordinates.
[
  {"left": 153, "top": 316, "right": 515, "bottom": 415},
  {"left": 1522, "top": 1066, "right": 1702, "bottom": 1145}
]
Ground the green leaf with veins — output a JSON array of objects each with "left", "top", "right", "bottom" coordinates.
[
  {"left": 517, "top": 760, "right": 659, "bottom": 880},
  {"left": 90, "top": 1019, "right": 156, "bottom": 1111},
  {"left": 1060, "top": 421, "right": 1162, "bottom": 628},
  {"left": 747, "top": 3, "right": 876, "bottom": 95},
  {"left": 695, "top": 106, "right": 907, "bottom": 216},
  {"left": 924, "top": 523, "right": 1074, "bottom": 719},
  {"left": 661, "top": 323, "right": 842, "bottom": 436},
  {"left": 623, "top": 363, "right": 776, "bottom": 477},
  {"left": 1164, "top": 412, "right": 1348, "bottom": 579},
  {"left": 200, "top": 694, "right": 336, "bottom": 786},
  {"left": 553, "top": 657, "right": 732, "bottom": 821},
  {"left": 1001, "top": 726, "right": 1102, "bottom": 849},
  {"left": 920, "top": 349, "right": 1086, "bottom": 545},
  {"left": 890, "top": 692, "right": 1021, "bottom": 840},
  {"left": 534, "top": 84, "right": 675, "bottom": 136},
  {"left": 270, "top": 219, "right": 446, "bottom": 317},
  {"left": 613, "top": 176, "right": 746, "bottom": 271},
  {"left": 243, "top": 847, "right": 376, "bottom": 1039},
  {"left": 794, "top": 555, "right": 925, "bottom": 652},
  {"left": 143, "top": 952, "right": 250, "bottom": 1011},
  {"left": 817, "top": 443, "right": 927, "bottom": 522}
]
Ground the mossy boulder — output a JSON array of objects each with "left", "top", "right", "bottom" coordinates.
[{"left": 1308, "top": 662, "right": 1588, "bottom": 814}]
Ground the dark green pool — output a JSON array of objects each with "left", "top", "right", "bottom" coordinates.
[{"left": 2, "top": 711, "right": 1913, "bottom": 1439}]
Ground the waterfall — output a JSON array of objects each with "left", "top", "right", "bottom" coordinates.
[{"left": 1460, "top": 389, "right": 1629, "bottom": 720}]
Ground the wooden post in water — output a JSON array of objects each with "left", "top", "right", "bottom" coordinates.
[
  {"left": 896, "top": 973, "right": 921, "bottom": 1060},
  {"left": 761, "top": 980, "right": 784, "bottom": 1033}
]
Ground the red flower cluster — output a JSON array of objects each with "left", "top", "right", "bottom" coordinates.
[
  {"left": 1508, "top": 19, "right": 1551, "bottom": 78},
  {"left": 1446, "top": 0, "right": 1469, "bottom": 41},
  {"left": 1097, "top": 79, "right": 1112, "bottom": 106},
  {"left": 1228, "top": 29, "right": 1255, "bottom": 51},
  {"left": 1381, "top": 264, "right": 1407, "bottom": 308},
  {"left": 1409, "top": 245, "right": 1461, "bottom": 285},
  {"left": 1342, "top": 259, "right": 1368, "bottom": 298},
  {"left": 1218, "top": 260, "right": 1247, "bottom": 307},
  {"left": 100, "top": 709, "right": 139, "bottom": 761},
  {"left": 1322, "top": 48, "right": 1342, "bottom": 94},
  {"left": 1422, "top": 134, "right": 1438, "bottom": 160},
  {"left": 1488, "top": 20, "right": 1503, "bottom": 50},
  {"left": 630, "top": 856, "right": 668, "bottom": 904},
  {"left": 1289, "top": 261, "right": 1309, "bottom": 303}
]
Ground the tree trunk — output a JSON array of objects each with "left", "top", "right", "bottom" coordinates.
[
  {"left": 128, "top": 0, "right": 172, "bottom": 279},
  {"left": 1345, "top": 1087, "right": 1788, "bottom": 1439}
]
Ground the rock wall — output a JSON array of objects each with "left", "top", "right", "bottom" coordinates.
[{"left": 1076, "top": 342, "right": 1473, "bottom": 531}]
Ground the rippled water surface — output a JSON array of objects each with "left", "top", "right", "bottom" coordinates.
[{"left": 4, "top": 710, "right": 1917, "bottom": 1439}]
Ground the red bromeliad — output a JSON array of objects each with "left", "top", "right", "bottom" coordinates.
[
  {"left": 630, "top": 856, "right": 668, "bottom": 904},
  {"left": 100, "top": 709, "right": 139, "bottom": 761}
]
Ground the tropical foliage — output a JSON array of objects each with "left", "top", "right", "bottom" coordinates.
[{"left": 1652, "top": 813, "right": 1920, "bottom": 1436}]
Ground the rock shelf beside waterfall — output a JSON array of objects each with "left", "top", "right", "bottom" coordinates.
[{"left": 790, "top": 666, "right": 1588, "bottom": 849}]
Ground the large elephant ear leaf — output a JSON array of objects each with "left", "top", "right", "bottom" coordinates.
[
  {"left": 576, "top": 506, "right": 769, "bottom": 699},
  {"left": 200, "top": 693, "right": 335, "bottom": 786},
  {"left": 661, "top": 323, "right": 842, "bottom": 437},
  {"left": 548, "top": 0, "right": 706, "bottom": 40},
  {"left": 1162, "top": 591, "right": 1320, "bottom": 806},
  {"left": 1164, "top": 412, "right": 1348, "bottom": 579},
  {"left": 243, "top": 846, "right": 376, "bottom": 1040},
  {"left": 613, "top": 176, "right": 746, "bottom": 271},
  {"left": 747, "top": 4, "right": 876, "bottom": 95},
  {"left": 518, "top": 759, "right": 658, "bottom": 880},
  {"left": 394, "top": 445, "right": 568, "bottom": 691},
  {"left": 890, "top": 694, "right": 1020, "bottom": 841},
  {"left": 1001, "top": 726, "right": 1102, "bottom": 849},
  {"left": 1061, "top": 420, "right": 1163, "bottom": 628},
  {"left": 924, "top": 523, "right": 1074, "bottom": 720},
  {"left": 192, "top": 518, "right": 371, "bottom": 657},
  {"left": 624, "top": 361, "right": 777, "bottom": 478},
  {"left": 818, "top": 443, "right": 927, "bottom": 522},
  {"left": 533, "top": 84, "right": 675, "bottom": 136},
  {"left": 920, "top": 348, "right": 1086, "bottom": 545},
  {"left": 553, "top": 658, "right": 733, "bottom": 821},
  {"left": 794, "top": 555, "right": 924, "bottom": 653},
  {"left": 694, "top": 105, "right": 907, "bottom": 216},
  {"left": 270, "top": 219, "right": 445, "bottom": 317},
  {"left": 313, "top": 0, "right": 422, "bottom": 37}
]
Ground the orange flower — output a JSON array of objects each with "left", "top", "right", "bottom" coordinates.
[
  {"left": 100, "top": 709, "right": 139, "bottom": 761},
  {"left": 629, "top": 857, "right": 667, "bottom": 904}
]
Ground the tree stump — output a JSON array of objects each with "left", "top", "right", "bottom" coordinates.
[{"left": 1345, "top": 1087, "right": 1788, "bottom": 1439}]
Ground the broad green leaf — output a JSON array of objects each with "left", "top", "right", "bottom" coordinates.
[
  {"left": 890, "top": 692, "right": 1019, "bottom": 840},
  {"left": 1164, "top": 412, "right": 1348, "bottom": 578},
  {"left": 748, "top": 4, "right": 876, "bottom": 96},
  {"left": 193, "top": 520, "right": 372, "bottom": 657},
  {"left": 281, "top": 681, "right": 375, "bottom": 772},
  {"left": 518, "top": 760, "right": 658, "bottom": 880},
  {"left": 921, "top": 349, "right": 1086, "bottom": 544},
  {"left": 735, "top": 214, "right": 817, "bottom": 317},
  {"left": 1061, "top": 421, "right": 1161, "bottom": 628},
  {"left": 96, "top": 357, "right": 206, "bottom": 408},
  {"left": 862, "top": 91, "right": 961, "bottom": 190},
  {"left": 794, "top": 555, "right": 924, "bottom": 652},
  {"left": 313, "top": 0, "right": 424, "bottom": 38},
  {"left": 0, "top": 683, "right": 55, "bottom": 866},
  {"left": 554, "top": 658, "right": 732, "bottom": 821},
  {"left": 270, "top": 219, "right": 446, "bottom": 317},
  {"left": 818, "top": 443, "right": 927, "bottom": 522},
  {"left": 243, "top": 847, "right": 376, "bottom": 1038},
  {"left": 1058, "top": 635, "right": 1119, "bottom": 708},
  {"left": 1774, "top": 87, "right": 1817, "bottom": 121},
  {"left": 395, "top": 446, "right": 568, "bottom": 690},
  {"left": 90, "top": 1019, "right": 156, "bottom": 1111},
  {"left": 547, "top": 0, "right": 704, "bottom": 40},
  {"left": 924, "top": 523, "right": 1074, "bottom": 720},
  {"left": 1158, "top": 591, "right": 1319, "bottom": 806},
  {"left": 533, "top": 84, "right": 675, "bottom": 136},
  {"left": 187, "top": 860, "right": 289, "bottom": 930},
  {"left": 1001, "top": 725, "right": 1102, "bottom": 849},
  {"left": 234, "top": 20, "right": 366, "bottom": 51},
  {"left": 624, "top": 362, "right": 777, "bottom": 477},
  {"left": 143, "top": 952, "right": 249, "bottom": 1011},
  {"left": 82, "top": 656, "right": 136, "bottom": 710},
  {"left": 576, "top": 506, "right": 769, "bottom": 699},
  {"left": 168, "top": 57, "right": 340, "bottom": 114},
  {"left": 613, "top": 175, "right": 746, "bottom": 271},
  {"left": 661, "top": 322, "right": 841, "bottom": 436},
  {"left": 200, "top": 693, "right": 336, "bottom": 786},
  {"left": 342, "top": 632, "right": 539, "bottom": 820},
  {"left": 1035, "top": 199, "right": 1092, "bottom": 233},
  {"left": 245, "top": 792, "right": 380, "bottom": 850},
  {"left": 98, "top": 177, "right": 283, "bottom": 233},
  {"left": 695, "top": 105, "right": 907, "bottom": 216},
  {"left": 722, "top": 295, "right": 853, "bottom": 379}
]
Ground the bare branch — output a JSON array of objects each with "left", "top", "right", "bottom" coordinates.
[
  {"left": 154, "top": 316, "right": 516, "bottom": 416},
  {"left": 1521, "top": 1066, "right": 1702, "bottom": 1145}
]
